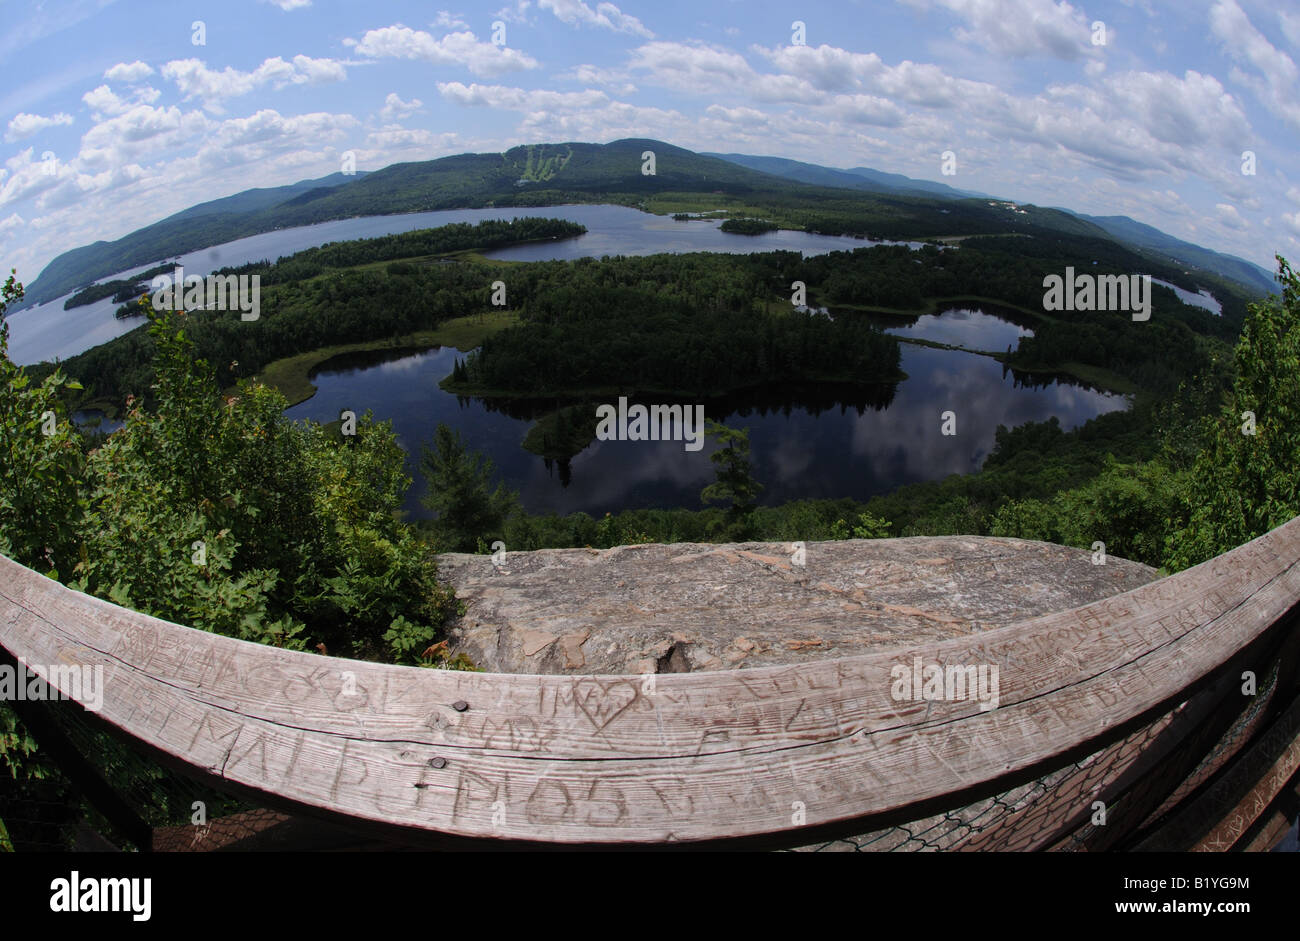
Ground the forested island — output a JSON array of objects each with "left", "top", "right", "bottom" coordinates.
[
  {"left": 62, "top": 261, "right": 178, "bottom": 310},
  {"left": 719, "top": 218, "right": 778, "bottom": 235}
]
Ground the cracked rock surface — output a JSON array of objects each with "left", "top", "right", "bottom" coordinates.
[{"left": 436, "top": 537, "right": 1159, "bottom": 675}]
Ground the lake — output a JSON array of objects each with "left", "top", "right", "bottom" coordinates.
[
  {"left": 1151, "top": 277, "right": 1221, "bottom": 315},
  {"left": 285, "top": 308, "right": 1124, "bottom": 518},
  {"left": 5, "top": 204, "right": 912, "bottom": 365}
]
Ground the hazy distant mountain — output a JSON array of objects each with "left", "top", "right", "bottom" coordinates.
[
  {"left": 1062, "top": 211, "right": 1278, "bottom": 297},
  {"left": 710, "top": 150, "right": 1276, "bottom": 297},
  {"left": 16, "top": 172, "right": 363, "bottom": 311},
  {"left": 702, "top": 152, "right": 987, "bottom": 200}
]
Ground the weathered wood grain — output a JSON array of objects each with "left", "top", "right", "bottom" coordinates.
[{"left": 3, "top": 517, "right": 1299, "bottom": 846}]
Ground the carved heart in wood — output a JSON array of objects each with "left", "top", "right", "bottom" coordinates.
[{"left": 574, "top": 678, "right": 639, "bottom": 731}]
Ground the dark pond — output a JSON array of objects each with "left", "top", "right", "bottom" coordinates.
[{"left": 284, "top": 307, "right": 1125, "bottom": 518}]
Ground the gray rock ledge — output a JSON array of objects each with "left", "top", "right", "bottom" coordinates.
[{"left": 436, "top": 537, "right": 1159, "bottom": 675}]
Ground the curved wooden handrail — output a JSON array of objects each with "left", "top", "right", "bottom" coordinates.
[{"left": 3, "top": 516, "right": 1300, "bottom": 848}]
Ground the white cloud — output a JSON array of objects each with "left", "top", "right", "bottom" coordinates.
[
  {"left": 104, "top": 61, "right": 154, "bottom": 84},
  {"left": 631, "top": 42, "right": 818, "bottom": 103},
  {"left": 434, "top": 11, "right": 471, "bottom": 31},
  {"left": 1281, "top": 11, "right": 1300, "bottom": 49},
  {"left": 291, "top": 55, "right": 348, "bottom": 84},
  {"left": 1216, "top": 202, "right": 1248, "bottom": 229},
  {"left": 900, "top": 0, "right": 1099, "bottom": 60},
  {"left": 260, "top": 0, "right": 312, "bottom": 9},
  {"left": 5, "top": 112, "right": 74, "bottom": 143},
  {"left": 82, "top": 84, "right": 161, "bottom": 118},
  {"left": 437, "top": 81, "right": 608, "bottom": 111},
  {"left": 539, "top": 0, "right": 653, "bottom": 38},
  {"left": 494, "top": 1, "right": 534, "bottom": 23},
  {"left": 1210, "top": 0, "right": 1300, "bottom": 130},
  {"left": 161, "top": 56, "right": 347, "bottom": 112},
  {"left": 0, "top": 213, "right": 24, "bottom": 237},
  {"left": 558, "top": 64, "right": 638, "bottom": 94},
  {"left": 380, "top": 92, "right": 424, "bottom": 120},
  {"left": 347, "top": 25, "right": 540, "bottom": 76}
]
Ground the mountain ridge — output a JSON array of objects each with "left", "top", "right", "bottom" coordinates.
[{"left": 9, "top": 138, "right": 1275, "bottom": 312}]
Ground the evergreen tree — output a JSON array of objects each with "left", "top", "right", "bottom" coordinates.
[
  {"left": 420, "top": 422, "right": 518, "bottom": 552},
  {"left": 700, "top": 419, "right": 763, "bottom": 519}
]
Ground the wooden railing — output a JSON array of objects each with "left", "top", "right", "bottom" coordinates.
[{"left": 3, "top": 516, "right": 1300, "bottom": 851}]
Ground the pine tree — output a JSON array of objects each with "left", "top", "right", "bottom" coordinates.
[
  {"left": 420, "top": 423, "right": 518, "bottom": 552},
  {"left": 700, "top": 419, "right": 763, "bottom": 519}
]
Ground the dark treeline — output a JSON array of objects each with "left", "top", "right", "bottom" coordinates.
[
  {"left": 211, "top": 217, "right": 586, "bottom": 287},
  {"left": 719, "top": 218, "right": 778, "bottom": 234}
]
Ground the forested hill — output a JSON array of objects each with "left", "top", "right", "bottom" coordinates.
[{"left": 16, "top": 137, "right": 1271, "bottom": 311}]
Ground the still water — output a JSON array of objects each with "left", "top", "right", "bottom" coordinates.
[{"left": 284, "top": 308, "right": 1124, "bottom": 518}]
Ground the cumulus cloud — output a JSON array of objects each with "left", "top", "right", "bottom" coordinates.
[
  {"left": 434, "top": 11, "right": 471, "bottom": 31},
  {"left": 260, "top": 0, "right": 312, "bottom": 9},
  {"left": 1282, "top": 11, "right": 1300, "bottom": 48},
  {"left": 437, "top": 81, "right": 608, "bottom": 111},
  {"left": 1210, "top": 0, "right": 1300, "bottom": 130},
  {"left": 161, "top": 56, "right": 347, "bottom": 112},
  {"left": 82, "top": 84, "right": 161, "bottom": 118},
  {"left": 557, "top": 64, "right": 637, "bottom": 95},
  {"left": 347, "top": 25, "right": 540, "bottom": 76},
  {"left": 104, "top": 61, "right": 154, "bottom": 84},
  {"left": 380, "top": 92, "right": 424, "bottom": 120},
  {"left": 1216, "top": 202, "right": 1248, "bottom": 229},
  {"left": 5, "top": 111, "right": 74, "bottom": 143},
  {"left": 901, "top": 0, "right": 1100, "bottom": 61},
  {"left": 630, "top": 41, "right": 818, "bottom": 103},
  {"left": 494, "top": 1, "right": 534, "bottom": 23},
  {"left": 539, "top": 0, "right": 653, "bottom": 38}
]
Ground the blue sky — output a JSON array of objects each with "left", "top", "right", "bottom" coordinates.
[{"left": 1, "top": 0, "right": 1297, "bottom": 281}]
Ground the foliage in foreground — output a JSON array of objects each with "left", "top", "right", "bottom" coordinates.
[{"left": 1, "top": 294, "right": 461, "bottom": 664}]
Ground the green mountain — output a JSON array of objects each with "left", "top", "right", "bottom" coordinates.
[
  {"left": 15, "top": 141, "right": 796, "bottom": 309},
  {"left": 11, "top": 138, "right": 1275, "bottom": 311},
  {"left": 18, "top": 171, "right": 363, "bottom": 311},
  {"left": 1064, "top": 211, "right": 1278, "bottom": 297},
  {"left": 703, "top": 151, "right": 986, "bottom": 199},
  {"left": 707, "top": 150, "right": 1275, "bottom": 299}
]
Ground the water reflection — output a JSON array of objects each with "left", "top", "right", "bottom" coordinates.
[{"left": 285, "top": 308, "right": 1125, "bottom": 518}]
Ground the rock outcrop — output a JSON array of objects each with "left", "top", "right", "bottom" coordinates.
[{"left": 437, "top": 537, "right": 1159, "bottom": 675}]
